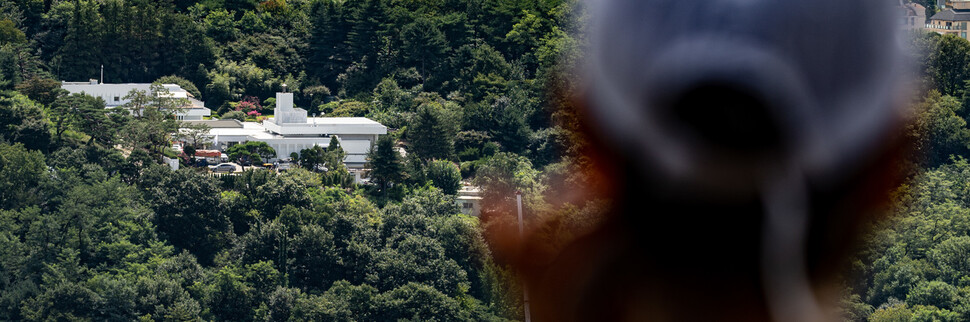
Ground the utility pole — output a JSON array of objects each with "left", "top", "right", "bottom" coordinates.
[
  {"left": 100, "top": 65, "right": 104, "bottom": 84},
  {"left": 516, "top": 191, "right": 532, "bottom": 322}
]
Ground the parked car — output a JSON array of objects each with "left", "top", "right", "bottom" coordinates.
[
  {"left": 275, "top": 160, "right": 293, "bottom": 172},
  {"left": 210, "top": 162, "right": 241, "bottom": 173}
]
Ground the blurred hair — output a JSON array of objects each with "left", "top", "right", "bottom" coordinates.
[{"left": 490, "top": 1, "right": 916, "bottom": 321}]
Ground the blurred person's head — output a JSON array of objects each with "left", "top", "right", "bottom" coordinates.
[{"left": 508, "top": 1, "right": 914, "bottom": 321}]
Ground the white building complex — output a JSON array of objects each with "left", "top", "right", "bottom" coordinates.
[
  {"left": 61, "top": 79, "right": 212, "bottom": 121},
  {"left": 189, "top": 92, "right": 387, "bottom": 168}
]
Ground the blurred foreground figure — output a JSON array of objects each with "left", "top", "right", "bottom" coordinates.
[{"left": 517, "top": 1, "right": 912, "bottom": 321}]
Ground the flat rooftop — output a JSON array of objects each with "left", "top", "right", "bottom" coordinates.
[
  {"left": 263, "top": 117, "right": 387, "bottom": 136},
  {"left": 268, "top": 117, "right": 385, "bottom": 126},
  {"left": 319, "top": 117, "right": 380, "bottom": 124},
  {"left": 183, "top": 119, "right": 244, "bottom": 128},
  {"left": 208, "top": 122, "right": 279, "bottom": 140}
]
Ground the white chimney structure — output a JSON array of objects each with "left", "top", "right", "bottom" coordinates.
[{"left": 273, "top": 92, "right": 307, "bottom": 124}]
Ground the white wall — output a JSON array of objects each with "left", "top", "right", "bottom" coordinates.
[{"left": 62, "top": 82, "right": 209, "bottom": 119}]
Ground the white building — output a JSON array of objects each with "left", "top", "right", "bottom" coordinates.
[
  {"left": 191, "top": 92, "right": 387, "bottom": 168},
  {"left": 456, "top": 185, "right": 483, "bottom": 217},
  {"left": 61, "top": 79, "right": 211, "bottom": 121}
]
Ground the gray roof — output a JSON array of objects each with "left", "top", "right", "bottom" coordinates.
[
  {"left": 901, "top": 3, "right": 925, "bottom": 17},
  {"left": 182, "top": 119, "right": 243, "bottom": 128},
  {"left": 931, "top": 8, "right": 970, "bottom": 21}
]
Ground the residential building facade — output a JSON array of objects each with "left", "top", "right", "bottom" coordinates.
[
  {"left": 901, "top": 2, "right": 926, "bottom": 32},
  {"left": 61, "top": 80, "right": 211, "bottom": 121},
  {"left": 925, "top": 1, "right": 970, "bottom": 40}
]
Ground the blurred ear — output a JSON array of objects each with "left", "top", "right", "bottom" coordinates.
[
  {"left": 805, "top": 122, "right": 914, "bottom": 283},
  {"left": 503, "top": 121, "right": 640, "bottom": 315},
  {"left": 480, "top": 93, "right": 615, "bottom": 270}
]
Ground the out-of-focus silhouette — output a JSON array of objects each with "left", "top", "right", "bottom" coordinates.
[{"left": 495, "top": 1, "right": 915, "bottom": 321}]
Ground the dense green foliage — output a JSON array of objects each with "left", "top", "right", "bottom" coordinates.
[
  {"left": 844, "top": 159, "right": 970, "bottom": 321},
  {"left": 0, "top": 0, "right": 586, "bottom": 177},
  {"left": 0, "top": 141, "right": 525, "bottom": 320},
  {"left": 0, "top": 0, "right": 599, "bottom": 320},
  {"left": 841, "top": 31, "right": 970, "bottom": 321},
  {"left": 1, "top": 0, "right": 581, "bottom": 144}
]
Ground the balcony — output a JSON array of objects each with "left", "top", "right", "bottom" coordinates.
[{"left": 927, "top": 23, "right": 968, "bottom": 31}]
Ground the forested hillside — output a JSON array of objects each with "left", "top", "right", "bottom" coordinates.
[
  {"left": 841, "top": 31, "right": 970, "bottom": 321},
  {"left": 0, "top": 0, "right": 599, "bottom": 320},
  {"left": 1, "top": 0, "right": 581, "bottom": 148}
]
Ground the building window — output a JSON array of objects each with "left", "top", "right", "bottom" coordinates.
[
  {"left": 113, "top": 96, "right": 120, "bottom": 102},
  {"left": 463, "top": 202, "right": 474, "bottom": 209},
  {"left": 963, "top": 32, "right": 967, "bottom": 39}
]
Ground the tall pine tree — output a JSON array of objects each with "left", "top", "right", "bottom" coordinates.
[
  {"left": 308, "top": 0, "right": 350, "bottom": 88},
  {"left": 408, "top": 103, "right": 456, "bottom": 160},
  {"left": 56, "top": 0, "right": 102, "bottom": 81},
  {"left": 367, "top": 135, "right": 404, "bottom": 192}
]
